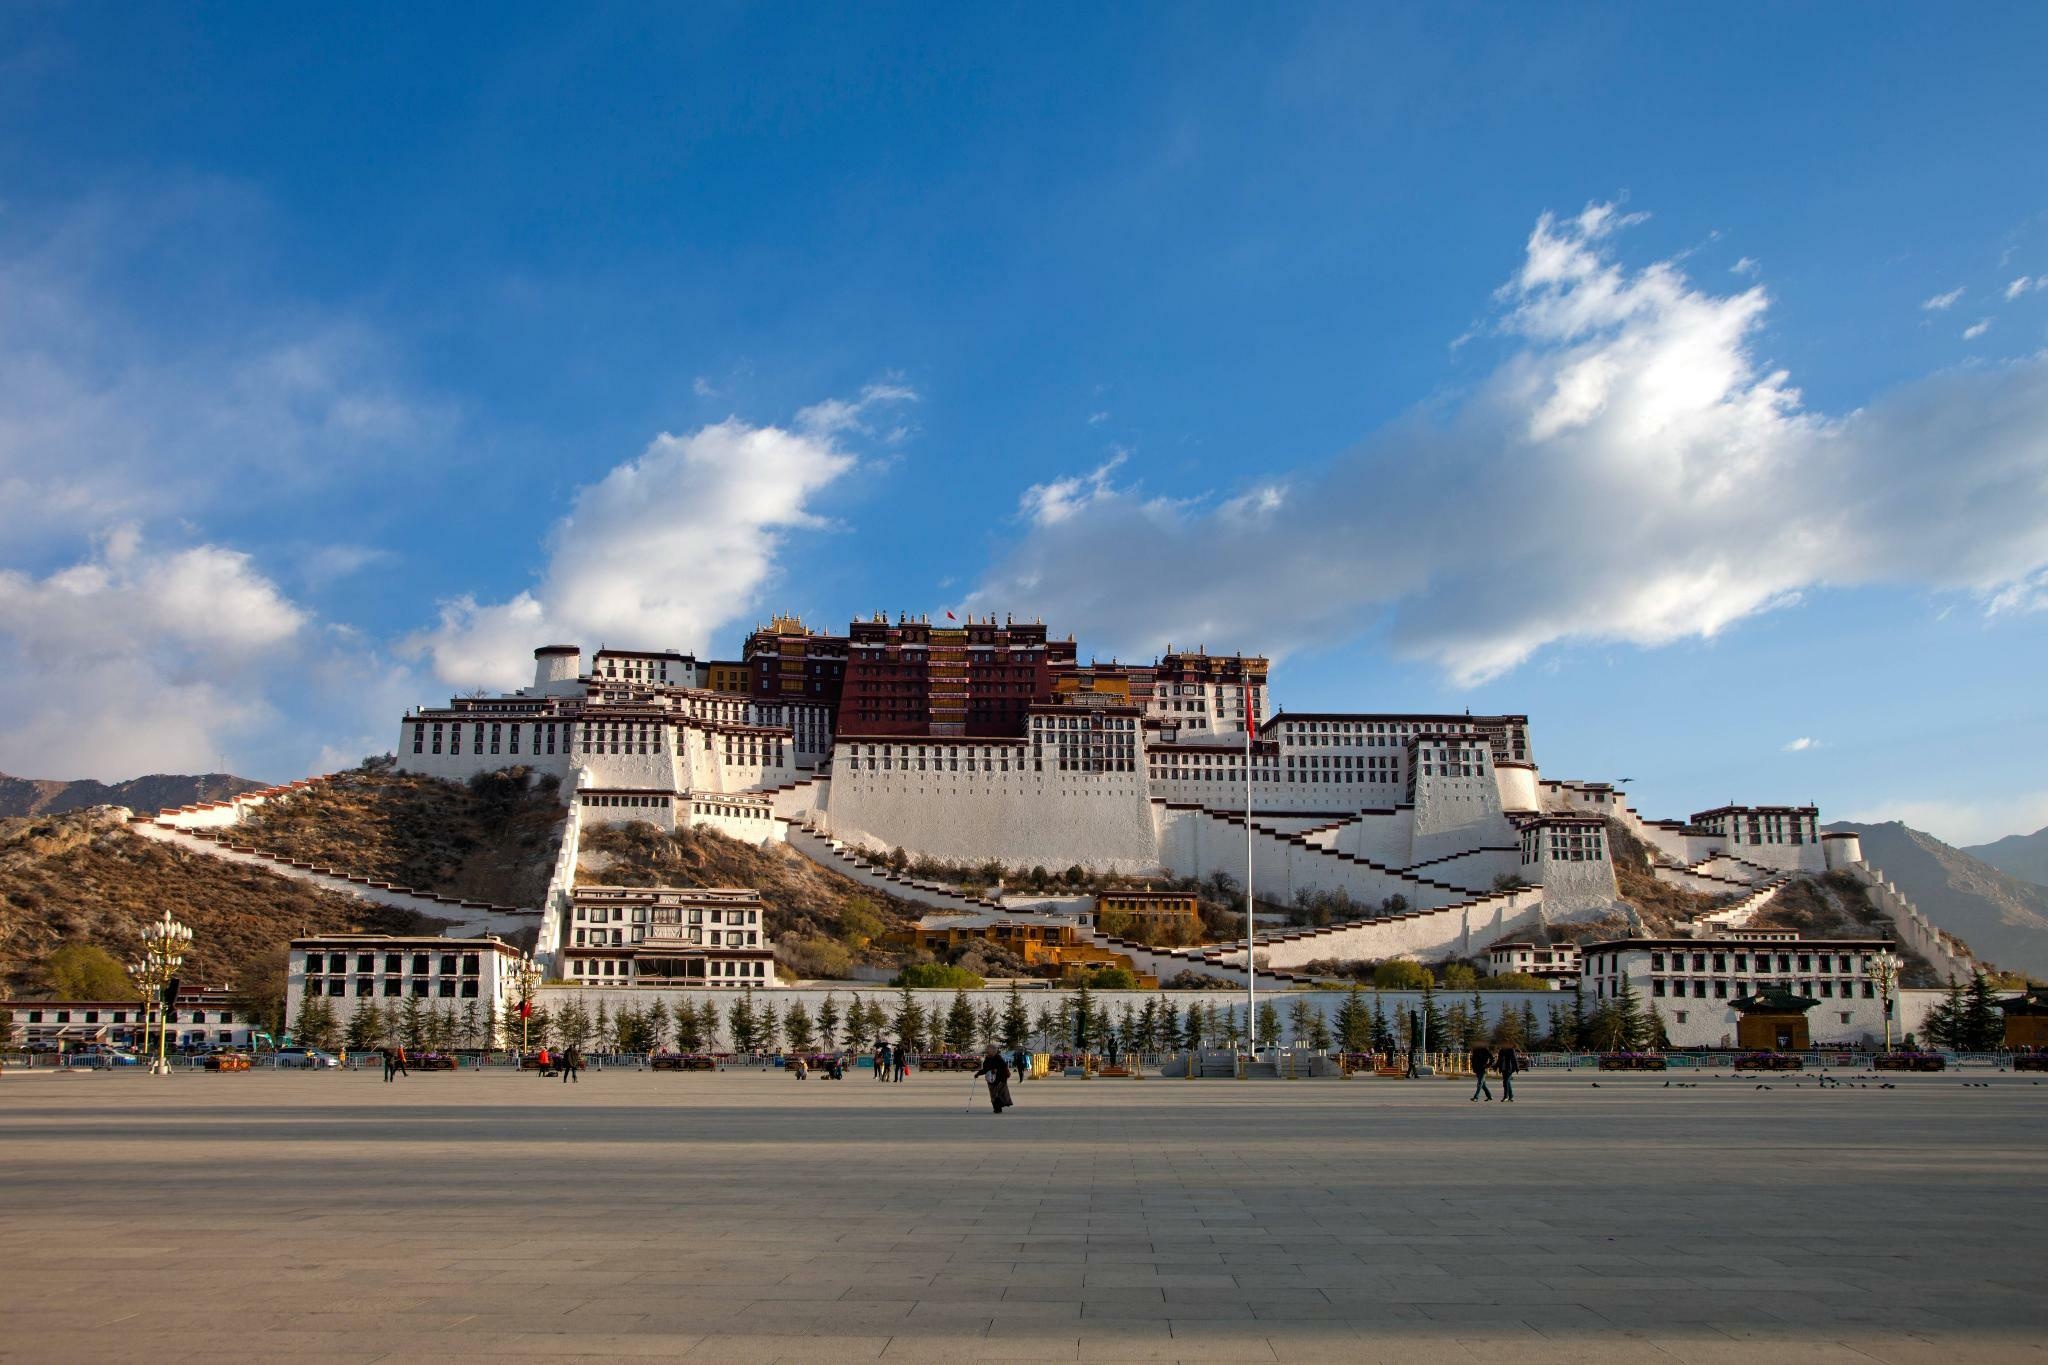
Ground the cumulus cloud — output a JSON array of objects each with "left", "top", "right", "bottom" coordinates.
[
  {"left": 404, "top": 394, "right": 911, "bottom": 690},
  {"left": 1922, "top": 287, "right": 1965, "bottom": 311},
  {"left": 1731, "top": 257, "right": 1760, "bottom": 277},
  {"left": 1963, "top": 318, "right": 1992, "bottom": 340},
  {"left": 1783, "top": 737, "right": 1819, "bottom": 753},
  {"left": 2008, "top": 276, "right": 2044, "bottom": 301},
  {"left": 0, "top": 529, "right": 308, "bottom": 778},
  {"left": 966, "top": 203, "right": 2048, "bottom": 683}
]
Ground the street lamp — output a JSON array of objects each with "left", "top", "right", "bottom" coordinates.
[
  {"left": 514, "top": 956, "right": 543, "bottom": 1058},
  {"left": 1870, "top": 952, "right": 1900, "bottom": 1052},
  {"left": 130, "top": 912, "right": 192, "bottom": 1076}
]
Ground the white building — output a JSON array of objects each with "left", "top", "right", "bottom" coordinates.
[
  {"left": 287, "top": 934, "right": 526, "bottom": 1024},
  {"left": 1581, "top": 930, "right": 1899, "bottom": 1048},
  {"left": 2, "top": 988, "right": 256, "bottom": 1051},
  {"left": 562, "top": 886, "right": 780, "bottom": 988},
  {"left": 1486, "top": 940, "right": 1581, "bottom": 985}
]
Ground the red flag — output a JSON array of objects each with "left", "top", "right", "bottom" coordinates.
[
  {"left": 519, "top": 999, "right": 533, "bottom": 1019},
  {"left": 945, "top": 610, "right": 956, "bottom": 621}
]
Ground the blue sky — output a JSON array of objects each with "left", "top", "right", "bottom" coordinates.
[{"left": 1, "top": 7, "right": 2046, "bottom": 845}]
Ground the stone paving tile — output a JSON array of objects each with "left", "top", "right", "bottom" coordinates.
[{"left": 2, "top": 1068, "right": 2045, "bottom": 1363}]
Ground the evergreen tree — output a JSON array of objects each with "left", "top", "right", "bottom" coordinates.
[
  {"left": 1337, "top": 985, "right": 1372, "bottom": 1052},
  {"left": 674, "top": 1000, "right": 705, "bottom": 1053},
  {"left": 977, "top": 1000, "right": 1000, "bottom": 1052},
  {"left": 1305, "top": 1005, "right": 1332, "bottom": 1052},
  {"left": 615, "top": 1005, "right": 655, "bottom": 1055},
  {"left": 398, "top": 996, "right": 428, "bottom": 1051},
  {"left": 1415, "top": 985, "right": 1445, "bottom": 1054},
  {"left": 1963, "top": 971, "right": 2002, "bottom": 1051},
  {"left": 1255, "top": 1001, "right": 1280, "bottom": 1051},
  {"left": 556, "top": 998, "right": 592, "bottom": 1050},
  {"left": 1445, "top": 1002, "right": 1472, "bottom": 1051},
  {"left": 1001, "top": 984, "right": 1030, "bottom": 1051},
  {"left": 291, "top": 990, "right": 335, "bottom": 1051},
  {"left": 1159, "top": 1001, "right": 1181, "bottom": 1050},
  {"left": 728, "top": 989, "right": 760, "bottom": 1053},
  {"left": 1181, "top": 998, "right": 1204, "bottom": 1050},
  {"left": 643, "top": 999, "right": 670, "bottom": 1052},
  {"left": 1469, "top": 992, "right": 1488, "bottom": 1046},
  {"left": 344, "top": 1001, "right": 385, "bottom": 1051},
  {"left": 757, "top": 995, "right": 783, "bottom": 1053},
  {"left": 1370, "top": 994, "right": 1395, "bottom": 1053},
  {"left": 891, "top": 985, "right": 927, "bottom": 1052},
  {"left": 1071, "top": 983, "right": 1095, "bottom": 1051},
  {"left": 1569, "top": 985, "right": 1588, "bottom": 1048},
  {"left": 1490, "top": 1001, "right": 1527, "bottom": 1049},
  {"left": 459, "top": 999, "right": 483, "bottom": 1052},
  {"left": 863, "top": 997, "right": 891, "bottom": 1047},
  {"left": 1645, "top": 1002, "right": 1671, "bottom": 1050},
  {"left": 594, "top": 1000, "right": 613, "bottom": 1053},
  {"left": 784, "top": 1001, "right": 816, "bottom": 1052},
  {"left": 1612, "top": 977, "right": 1647, "bottom": 1051},
  {"left": 1136, "top": 997, "right": 1161, "bottom": 1053},
  {"left": 1519, "top": 1001, "right": 1540, "bottom": 1051},
  {"left": 1286, "top": 996, "right": 1312, "bottom": 1044},
  {"left": 1220, "top": 1004, "right": 1244, "bottom": 1049},
  {"left": 1032, "top": 1001, "right": 1059, "bottom": 1049},
  {"left": 1924, "top": 977, "right": 1966, "bottom": 1051},
  {"left": 944, "top": 989, "right": 977, "bottom": 1053},
  {"left": 428, "top": 1004, "right": 457, "bottom": 1051},
  {"left": 817, "top": 992, "right": 842, "bottom": 1048},
  {"left": 841, "top": 993, "right": 870, "bottom": 1050},
  {"left": 1116, "top": 1002, "right": 1136, "bottom": 1054}
]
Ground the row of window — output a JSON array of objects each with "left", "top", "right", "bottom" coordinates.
[
  {"left": 13, "top": 1007, "right": 237, "bottom": 1024},
  {"left": 1650, "top": 978, "right": 1878, "bottom": 1000},
  {"left": 568, "top": 957, "right": 767, "bottom": 979},
  {"left": 303, "top": 952, "right": 483, "bottom": 975},
  {"left": 306, "top": 977, "right": 484, "bottom": 998},
  {"left": 1646, "top": 950, "right": 1866, "bottom": 975}
]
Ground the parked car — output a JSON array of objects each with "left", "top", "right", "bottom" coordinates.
[
  {"left": 67, "top": 1048, "right": 143, "bottom": 1068},
  {"left": 274, "top": 1048, "right": 341, "bottom": 1069}
]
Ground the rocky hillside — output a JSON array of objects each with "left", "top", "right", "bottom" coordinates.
[
  {"left": 0, "top": 770, "right": 266, "bottom": 819},
  {"left": 577, "top": 821, "right": 920, "bottom": 978},
  {"left": 1964, "top": 824, "right": 2048, "bottom": 890},
  {"left": 1828, "top": 821, "right": 2048, "bottom": 979},
  {"left": 231, "top": 764, "right": 565, "bottom": 908},
  {"left": 0, "top": 808, "right": 436, "bottom": 993}
]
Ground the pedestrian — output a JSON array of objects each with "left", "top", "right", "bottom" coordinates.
[
  {"left": 973, "top": 1045, "right": 1014, "bottom": 1115},
  {"left": 562, "top": 1043, "right": 581, "bottom": 1084},
  {"left": 1405, "top": 1011, "right": 1420, "bottom": 1079},
  {"left": 1497, "top": 1043, "right": 1519, "bottom": 1103},
  {"left": 537, "top": 1044, "right": 552, "bottom": 1078},
  {"left": 1012, "top": 1046, "right": 1028, "bottom": 1083},
  {"left": 392, "top": 1042, "right": 410, "bottom": 1079},
  {"left": 874, "top": 1040, "right": 890, "bottom": 1081},
  {"left": 381, "top": 1046, "right": 396, "bottom": 1083},
  {"left": 894, "top": 1044, "right": 910, "bottom": 1082},
  {"left": 1469, "top": 1041, "right": 1493, "bottom": 1102}
]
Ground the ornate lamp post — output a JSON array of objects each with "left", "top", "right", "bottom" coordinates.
[
  {"left": 1870, "top": 952, "right": 1900, "bottom": 1052},
  {"left": 514, "top": 956, "right": 543, "bottom": 1058},
  {"left": 130, "top": 912, "right": 192, "bottom": 1076}
]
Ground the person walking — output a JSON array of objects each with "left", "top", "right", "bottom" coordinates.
[
  {"left": 381, "top": 1046, "right": 396, "bottom": 1083},
  {"left": 1469, "top": 1042, "right": 1493, "bottom": 1102},
  {"left": 973, "top": 1046, "right": 1014, "bottom": 1115},
  {"left": 391, "top": 1042, "right": 410, "bottom": 1080},
  {"left": 874, "top": 1040, "right": 890, "bottom": 1082},
  {"left": 536, "top": 1044, "right": 552, "bottom": 1078},
  {"left": 1012, "top": 1046, "right": 1028, "bottom": 1084},
  {"left": 894, "top": 1044, "right": 909, "bottom": 1082},
  {"left": 562, "top": 1043, "right": 581, "bottom": 1084},
  {"left": 1497, "top": 1043, "right": 1519, "bottom": 1103}
]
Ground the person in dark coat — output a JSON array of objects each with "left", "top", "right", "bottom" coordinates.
[
  {"left": 1012, "top": 1047, "right": 1028, "bottom": 1083},
  {"left": 1496, "top": 1044, "right": 1519, "bottom": 1103},
  {"left": 894, "top": 1044, "right": 909, "bottom": 1082},
  {"left": 973, "top": 1047, "right": 1014, "bottom": 1114},
  {"left": 561, "top": 1043, "right": 581, "bottom": 1084},
  {"left": 874, "top": 1040, "right": 890, "bottom": 1081},
  {"left": 1469, "top": 1042, "right": 1493, "bottom": 1102}
]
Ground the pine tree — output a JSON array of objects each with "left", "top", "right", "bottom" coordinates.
[
  {"left": 728, "top": 989, "right": 759, "bottom": 1054},
  {"left": 784, "top": 1001, "right": 816, "bottom": 1052},
  {"left": 1135, "top": 997, "right": 1160, "bottom": 1053},
  {"left": 1490, "top": 1001, "right": 1527, "bottom": 1049},
  {"left": 892, "top": 985, "right": 926, "bottom": 1052},
  {"left": 1963, "top": 971, "right": 2002, "bottom": 1051},
  {"left": 863, "top": 997, "right": 890, "bottom": 1047},
  {"left": 1645, "top": 1002, "right": 1671, "bottom": 1050},
  {"left": 1286, "top": 996, "right": 1312, "bottom": 1045},
  {"left": 1519, "top": 1001, "right": 1540, "bottom": 1051},
  {"left": 1305, "top": 1006, "right": 1332, "bottom": 1052},
  {"left": 1255, "top": 1001, "right": 1280, "bottom": 1051},
  {"left": 459, "top": 999, "right": 483, "bottom": 1052},
  {"left": 1469, "top": 992, "right": 1487, "bottom": 1047},
  {"left": 1444, "top": 1002, "right": 1472, "bottom": 1052},
  {"left": 841, "top": 993, "right": 870, "bottom": 1050},
  {"left": 1159, "top": 1001, "right": 1181, "bottom": 1050},
  {"left": 1370, "top": 994, "right": 1394, "bottom": 1053},
  {"left": 594, "top": 1000, "right": 613, "bottom": 1053},
  {"left": 674, "top": 1000, "right": 705, "bottom": 1053},
  {"left": 1001, "top": 984, "right": 1030, "bottom": 1051},
  {"left": 977, "top": 1000, "right": 1000, "bottom": 1052},
  {"left": 1181, "top": 999, "right": 1204, "bottom": 1050},
  {"left": 345, "top": 1001, "right": 385, "bottom": 1052},
  {"left": 944, "top": 990, "right": 977, "bottom": 1053},
  {"left": 556, "top": 998, "right": 592, "bottom": 1050},
  {"left": 1071, "top": 983, "right": 1095, "bottom": 1051},
  {"left": 1612, "top": 976, "right": 1647, "bottom": 1051},
  {"left": 643, "top": 999, "right": 670, "bottom": 1052},
  {"left": 1416, "top": 985, "right": 1444, "bottom": 1055},
  {"left": 1116, "top": 1002, "right": 1136, "bottom": 1054},
  {"left": 291, "top": 989, "right": 332, "bottom": 1051},
  {"left": 1033, "top": 1001, "right": 1059, "bottom": 1049},
  {"left": 757, "top": 995, "right": 782, "bottom": 1053},
  {"left": 817, "top": 992, "right": 842, "bottom": 1048},
  {"left": 398, "top": 996, "right": 428, "bottom": 1050},
  {"left": 1924, "top": 977, "right": 1965, "bottom": 1051}
]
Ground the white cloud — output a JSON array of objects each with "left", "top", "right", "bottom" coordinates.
[
  {"left": 1922, "top": 287, "right": 1965, "bottom": 311},
  {"left": 1843, "top": 792, "right": 2048, "bottom": 848},
  {"left": 966, "top": 202, "right": 2048, "bottom": 684},
  {"left": 1783, "top": 737, "right": 1819, "bottom": 753},
  {"left": 692, "top": 375, "right": 719, "bottom": 397},
  {"left": 1963, "top": 318, "right": 1992, "bottom": 340},
  {"left": 0, "top": 530, "right": 308, "bottom": 779},
  {"left": 2007, "top": 276, "right": 2044, "bottom": 301},
  {"left": 1088, "top": 411, "right": 1111, "bottom": 426},
  {"left": 1018, "top": 452, "right": 1128, "bottom": 528},
  {"left": 403, "top": 393, "right": 911, "bottom": 691},
  {"left": 1731, "top": 257, "right": 1760, "bottom": 277}
]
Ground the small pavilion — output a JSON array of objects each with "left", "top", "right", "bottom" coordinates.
[{"left": 1730, "top": 987, "right": 1820, "bottom": 1051}]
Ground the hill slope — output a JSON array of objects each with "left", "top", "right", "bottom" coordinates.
[
  {"left": 1964, "top": 824, "right": 2048, "bottom": 890},
  {"left": 230, "top": 765, "right": 566, "bottom": 908},
  {"left": 1827, "top": 821, "right": 2048, "bottom": 979},
  {"left": 0, "top": 808, "right": 438, "bottom": 993},
  {"left": 0, "top": 770, "right": 266, "bottom": 819}
]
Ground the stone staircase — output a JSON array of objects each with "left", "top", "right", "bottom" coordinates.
[{"left": 784, "top": 822, "right": 1005, "bottom": 914}]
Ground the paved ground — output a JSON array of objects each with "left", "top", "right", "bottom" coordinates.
[{"left": 2, "top": 1066, "right": 2045, "bottom": 1364}]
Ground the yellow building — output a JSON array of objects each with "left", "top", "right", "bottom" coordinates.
[
  {"left": 705, "top": 660, "right": 751, "bottom": 695},
  {"left": 884, "top": 919, "right": 1158, "bottom": 988},
  {"left": 1097, "top": 887, "right": 1201, "bottom": 935}
]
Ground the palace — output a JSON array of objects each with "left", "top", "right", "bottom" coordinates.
[{"left": 377, "top": 614, "right": 1904, "bottom": 987}]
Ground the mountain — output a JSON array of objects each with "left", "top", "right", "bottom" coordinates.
[
  {"left": 1964, "top": 825, "right": 2048, "bottom": 891},
  {"left": 1826, "top": 821, "right": 2048, "bottom": 979},
  {"left": 0, "top": 770, "right": 267, "bottom": 819}
]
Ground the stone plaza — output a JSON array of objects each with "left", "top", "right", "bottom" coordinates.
[{"left": 1, "top": 1067, "right": 2044, "bottom": 1364}]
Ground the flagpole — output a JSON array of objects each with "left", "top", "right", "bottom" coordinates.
[{"left": 1245, "top": 685, "right": 1255, "bottom": 1068}]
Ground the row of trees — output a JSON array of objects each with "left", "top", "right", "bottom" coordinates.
[{"left": 1920, "top": 972, "right": 2007, "bottom": 1052}]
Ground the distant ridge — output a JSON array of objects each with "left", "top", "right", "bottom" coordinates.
[
  {"left": 1964, "top": 825, "right": 2048, "bottom": 891},
  {"left": 1826, "top": 820, "right": 2048, "bottom": 979},
  {"left": 0, "top": 771, "right": 267, "bottom": 819}
]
